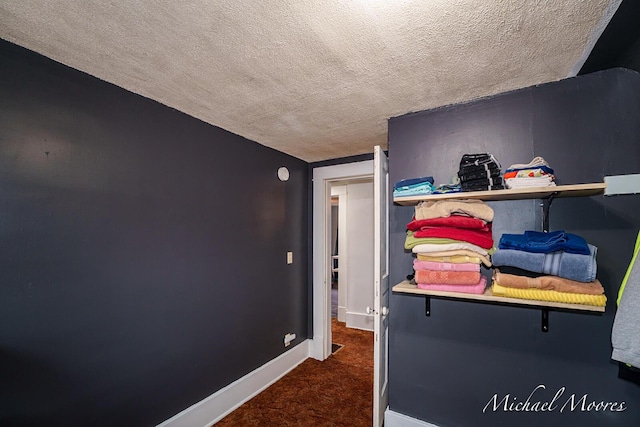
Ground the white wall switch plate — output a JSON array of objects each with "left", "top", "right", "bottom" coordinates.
[{"left": 287, "top": 251, "right": 293, "bottom": 264}]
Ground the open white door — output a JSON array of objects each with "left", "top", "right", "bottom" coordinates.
[{"left": 373, "top": 146, "right": 389, "bottom": 426}]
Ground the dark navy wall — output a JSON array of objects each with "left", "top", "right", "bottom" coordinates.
[
  {"left": 580, "top": 0, "right": 640, "bottom": 75},
  {"left": 0, "top": 39, "right": 308, "bottom": 426},
  {"left": 388, "top": 68, "right": 640, "bottom": 427}
]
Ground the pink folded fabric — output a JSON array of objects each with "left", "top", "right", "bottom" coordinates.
[
  {"left": 415, "top": 269, "right": 481, "bottom": 285},
  {"left": 413, "top": 259, "right": 480, "bottom": 272},
  {"left": 417, "top": 276, "right": 487, "bottom": 294}
]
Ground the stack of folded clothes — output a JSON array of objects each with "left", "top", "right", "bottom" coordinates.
[
  {"left": 393, "top": 176, "right": 436, "bottom": 198},
  {"left": 490, "top": 230, "right": 606, "bottom": 306},
  {"left": 458, "top": 153, "right": 504, "bottom": 192},
  {"left": 504, "top": 156, "right": 556, "bottom": 189},
  {"left": 404, "top": 199, "right": 495, "bottom": 294}
]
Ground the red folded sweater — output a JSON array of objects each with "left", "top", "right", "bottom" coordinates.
[
  {"left": 413, "top": 226, "right": 494, "bottom": 249},
  {"left": 407, "top": 214, "right": 488, "bottom": 231}
]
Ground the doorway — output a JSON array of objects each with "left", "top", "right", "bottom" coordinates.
[
  {"left": 331, "top": 195, "right": 339, "bottom": 319},
  {"left": 329, "top": 178, "right": 375, "bottom": 329},
  {"left": 311, "top": 160, "right": 374, "bottom": 361},
  {"left": 330, "top": 186, "right": 346, "bottom": 323}
]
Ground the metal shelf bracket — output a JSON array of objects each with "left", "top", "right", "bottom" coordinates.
[
  {"left": 540, "top": 192, "right": 558, "bottom": 232},
  {"left": 541, "top": 308, "right": 549, "bottom": 332}
]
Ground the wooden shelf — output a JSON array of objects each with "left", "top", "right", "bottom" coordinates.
[
  {"left": 393, "top": 280, "right": 605, "bottom": 313},
  {"left": 393, "top": 182, "right": 606, "bottom": 205},
  {"left": 393, "top": 181, "right": 608, "bottom": 330}
]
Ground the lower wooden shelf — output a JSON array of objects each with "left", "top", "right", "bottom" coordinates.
[{"left": 392, "top": 280, "right": 605, "bottom": 313}]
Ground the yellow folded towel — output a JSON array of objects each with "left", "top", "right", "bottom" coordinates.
[
  {"left": 491, "top": 282, "right": 607, "bottom": 307},
  {"left": 417, "top": 250, "right": 492, "bottom": 267}
]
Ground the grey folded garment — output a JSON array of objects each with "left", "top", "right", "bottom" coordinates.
[
  {"left": 612, "top": 231, "right": 640, "bottom": 370},
  {"left": 491, "top": 244, "right": 598, "bottom": 282}
]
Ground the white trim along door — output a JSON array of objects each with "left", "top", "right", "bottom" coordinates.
[{"left": 373, "top": 146, "right": 389, "bottom": 426}]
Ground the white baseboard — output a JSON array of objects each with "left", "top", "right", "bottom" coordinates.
[
  {"left": 157, "top": 340, "right": 310, "bottom": 427},
  {"left": 346, "top": 311, "right": 374, "bottom": 332},
  {"left": 338, "top": 306, "right": 347, "bottom": 322},
  {"left": 385, "top": 409, "right": 440, "bottom": 427}
]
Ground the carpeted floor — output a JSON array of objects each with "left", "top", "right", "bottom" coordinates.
[{"left": 215, "top": 318, "right": 374, "bottom": 426}]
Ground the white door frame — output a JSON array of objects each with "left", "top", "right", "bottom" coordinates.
[{"left": 310, "top": 160, "right": 374, "bottom": 361}]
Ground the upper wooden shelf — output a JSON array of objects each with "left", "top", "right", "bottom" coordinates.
[
  {"left": 392, "top": 280, "right": 605, "bottom": 313},
  {"left": 393, "top": 182, "right": 607, "bottom": 205}
]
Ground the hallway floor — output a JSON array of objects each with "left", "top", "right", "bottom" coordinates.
[{"left": 215, "top": 319, "right": 373, "bottom": 426}]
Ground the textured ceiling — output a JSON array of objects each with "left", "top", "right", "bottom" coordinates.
[{"left": 0, "top": 1, "right": 622, "bottom": 162}]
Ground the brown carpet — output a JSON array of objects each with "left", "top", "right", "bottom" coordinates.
[{"left": 215, "top": 318, "right": 374, "bottom": 426}]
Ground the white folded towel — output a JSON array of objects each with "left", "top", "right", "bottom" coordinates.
[{"left": 506, "top": 176, "right": 556, "bottom": 189}]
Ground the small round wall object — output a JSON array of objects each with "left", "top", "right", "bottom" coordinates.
[{"left": 277, "top": 166, "right": 290, "bottom": 181}]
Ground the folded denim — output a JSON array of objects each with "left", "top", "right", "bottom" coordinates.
[
  {"left": 491, "top": 245, "right": 597, "bottom": 282},
  {"left": 498, "top": 230, "right": 590, "bottom": 255}
]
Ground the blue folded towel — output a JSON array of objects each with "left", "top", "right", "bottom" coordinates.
[
  {"left": 393, "top": 180, "right": 436, "bottom": 198},
  {"left": 498, "top": 230, "right": 590, "bottom": 255},
  {"left": 491, "top": 244, "right": 598, "bottom": 282},
  {"left": 394, "top": 176, "right": 434, "bottom": 190}
]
